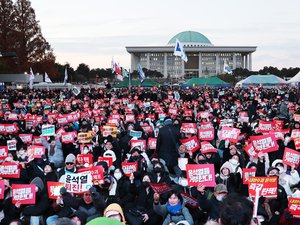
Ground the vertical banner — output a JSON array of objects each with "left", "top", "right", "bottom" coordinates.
[
  {"left": 12, "top": 184, "right": 36, "bottom": 204},
  {"left": 186, "top": 164, "right": 215, "bottom": 187}
]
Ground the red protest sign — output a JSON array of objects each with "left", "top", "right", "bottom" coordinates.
[
  {"left": 295, "top": 137, "right": 300, "bottom": 150},
  {"left": 148, "top": 138, "right": 157, "bottom": 150},
  {"left": 125, "top": 114, "right": 135, "bottom": 123},
  {"left": 61, "top": 132, "right": 77, "bottom": 144},
  {"left": 0, "top": 146, "right": 8, "bottom": 160},
  {"left": 0, "top": 162, "right": 20, "bottom": 178},
  {"left": 180, "top": 123, "right": 197, "bottom": 134},
  {"left": 12, "top": 184, "right": 36, "bottom": 204},
  {"left": 248, "top": 176, "right": 278, "bottom": 198},
  {"left": 130, "top": 139, "right": 146, "bottom": 151},
  {"left": 122, "top": 162, "right": 138, "bottom": 177},
  {"left": 242, "top": 168, "right": 257, "bottom": 184},
  {"left": 198, "top": 128, "right": 214, "bottom": 141},
  {"left": 289, "top": 198, "right": 300, "bottom": 218},
  {"left": 180, "top": 191, "right": 199, "bottom": 209},
  {"left": 33, "top": 136, "right": 43, "bottom": 146},
  {"left": 180, "top": 136, "right": 200, "bottom": 152},
  {"left": 244, "top": 143, "right": 258, "bottom": 158},
  {"left": 283, "top": 147, "right": 300, "bottom": 168},
  {"left": 56, "top": 127, "right": 66, "bottom": 139},
  {"left": 0, "top": 124, "right": 18, "bottom": 134},
  {"left": 0, "top": 180, "right": 4, "bottom": 199},
  {"left": 219, "top": 127, "right": 240, "bottom": 143},
  {"left": 18, "top": 134, "right": 33, "bottom": 144},
  {"left": 257, "top": 120, "right": 274, "bottom": 133},
  {"left": 199, "top": 122, "right": 213, "bottom": 129},
  {"left": 149, "top": 183, "right": 172, "bottom": 194},
  {"left": 294, "top": 114, "right": 300, "bottom": 122},
  {"left": 168, "top": 107, "right": 178, "bottom": 115},
  {"left": 77, "top": 154, "right": 93, "bottom": 166},
  {"left": 200, "top": 141, "right": 217, "bottom": 153},
  {"left": 79, "top": 166, "right": 104, "bottom": 184},
  {"left": 47, "top": 182, "right": 64, "bottom": 199},
  {"left": 292, "top": 129, "right": 300, "bottom": 140},
  {"left": 141, "top": 125, "right": 153, "bottom": 134},
  {"left": 97, "top": 157, "right": 113, "bottom": 168},
  {"left": 27, "top": 145, "right": 46, "bottom": 159},
  {"left": 198, "top": 111, "right": 210, "bottom": 119},
  {"left": 186, "top": 164, "right": 215, "bottom": 187},
  {"left": 250, "top": 134, "right": 278, "bottom": 153}
]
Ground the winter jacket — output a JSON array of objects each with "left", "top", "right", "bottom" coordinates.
[{"left": 42, "top": 137, "right": 64, "bottom": 168}]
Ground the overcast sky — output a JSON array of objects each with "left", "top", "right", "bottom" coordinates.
[{"left": 30, "top": 0, "right": 300, "bottom": 71}]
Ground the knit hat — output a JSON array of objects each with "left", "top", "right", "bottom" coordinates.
[
  {"left": 214, "top": 184, "right": 228, "bottom": 193},
  {"left": 70, "top": 211, "right": 87, "bottom": 225},
  {"left": 30, "top": 177, "right": 44, "bottom": 191},
  {"left": 267, "top": 166, "right": 280, "bottom": 175},
  {"left": 65, "top": 153, "right": 76, "bottom": 164}
]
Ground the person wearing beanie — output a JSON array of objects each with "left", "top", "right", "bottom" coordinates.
[
  {"left": 70, "top": 210, "right": 88, "bottom": 225},
  {"left": 58, "top": 153, "right": 78, "bottom": 181},
  {"left": 104, "top": 203, "right": 126, "bottom": 224}
]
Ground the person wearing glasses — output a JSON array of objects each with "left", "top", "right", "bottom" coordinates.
[{"left": 58, "top": 153, "right": 78, "bottom": 182}]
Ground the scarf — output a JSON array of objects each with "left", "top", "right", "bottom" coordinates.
[{"left": 166, "top": 202, "right": 182, "bottom": 215}]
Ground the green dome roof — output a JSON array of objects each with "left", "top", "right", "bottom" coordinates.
[{"left": 168, "top": 31, "right": 212, "bottom": 46}]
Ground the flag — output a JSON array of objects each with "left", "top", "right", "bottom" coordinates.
[
  {"left": 45, "top": 72, "right": 52, "bottom": 83},
  {"left": 174, "top": 39, "right": 188, "bottom": 62},
  {"left": 111, "top": 58, "right": 123, "bottom": 80},
  {"left": 111, "top": 58, "right": 116, "bottom": 73},
  {"left": 122, "top": 68, "right": 129, "bottom": 78},
  {"left": 223, "top": 60, "right": 233, "bottom": 75},
  {"left": 64, "top": 68, "right": 68, "bottom": 86},
  {"left": 137, "top": 64, "right": 145, "bottom": 83},
  {"left": 29, "top": 67, "right": 35, "bottom": 89}
]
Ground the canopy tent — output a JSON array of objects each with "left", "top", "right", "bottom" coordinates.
[
  {"left": 288, "top": 71, "right": 300, "bottom": 84},
  {"left": 235, "top": 74, "right": 288, "bottom": 88},
  {"left": 184, "top": 77, "right": 230, "bottom": 87},
  {"left": 113, "top": 78, "right": 160, "bottom": 88}
]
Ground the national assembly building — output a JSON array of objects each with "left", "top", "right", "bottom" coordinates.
[{"left": 126, "top": 31, "right": 256, "bottom": 79}]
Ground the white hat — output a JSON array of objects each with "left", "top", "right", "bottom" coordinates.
[
  {"left": 105, "top": 210, "right": 120, "bottom": 218},
  {"left": 103, "top": 150, "right": 116, "bottom": 162}
]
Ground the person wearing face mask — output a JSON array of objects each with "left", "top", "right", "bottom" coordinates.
[
  {"left": 197, "top": 183, "right": 228, "bottom": 221},
  {"left": 223, "top": 154, "right": 243, "bottom": 179},
  {"left": 148, "top": 162, "right": 172, "bottom": 186},
  {"left": 128, "top": 146, "right": 147, "bottom": 173},
  {"left": 110, "top": 168, "right": 131, "bottom": 206}
]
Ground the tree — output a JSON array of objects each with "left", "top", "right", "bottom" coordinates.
[
  {"left": 13, "top": 0, "right": 55, "bottom": 72},
  {"left": 76, "top": 63, "right": 90, "bottom": 79}
]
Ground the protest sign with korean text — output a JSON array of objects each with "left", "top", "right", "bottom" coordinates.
[
  {"left": 257, "top": 120, "right": 273, "bottom": 133},
  {"left": 288, "top": 197, "right": 300, "bottom": 218},
  {"left": 248, "top": 176, "right": 278, "bottom": 198},
  {"left": 198, "top": 128, "right": 214, "bottom": 141},
  {"left": 77, "top": 132, "right": 93, "bottom": 144},
  {"left": 78, "top": 166, "right": 104, "bottom": 185},
  {"left": 150, "top": 183, "right": 172, "bottom": 194},
  {"left": 64, "top": 171, "right": 93, "bottom": 193},
  {"left": 76, "top": 154, "right": 93, "bottom": 166},
  {"left": 0, "top": 162, "right": 20, "bottom": 178},
  {"left": 7, "top": 140, "right": 17, "bottom": 151},
  {"left": 181, "top": 123, "right": 197, "bottom": 134},
  {"left": 148, "top": 138, "right": 157, "bottom": 150},
  {"left": 291, "top": 129, "right": 300, "bottom": 140},
  {"left": 244, "top": 143, "right": 258, "bottom": 158},
  {"left": 97, "top": 157, "right": 113, "bottom": 168},
  {"left": 27, "top": 145, "right": 46, "bottom": 159},
  {"left": 122, "top": 162, "right": 138, "bottom": 177},
  {"left": 200, "top": 141, "right": 217, "bottom": 154},
  {"left": 41, "top": 124, "right": 55, "bottom": 136},
  {"left": 180, "top": 191, "right": 199, "bottom": 209},
  {"left": 19, "top": 134, "right": 33, "bottom": 144},
  {"left": 0, "top": 146, "right": 8, "bottom": 160},
  {"left": 180, "top": 136, "right": 200, "bottom": 153},
  {"left": 129, "top": 130, "right": 143, "bottom": 139},
  {"left": 186, "top": 164, "right": 215, "bottom": 187},
  {"left": 47, "top": 182, "right": 64, "bottom": 199},
  {"left": 283, "top": 147, "right": 300, "bottom": 168},
  {"left": 130, "top": 139, "right": 146, "bottom": 151},
  {"left": 12, "top": 184, "right": 36, "bottom": 204},
  {"left": 61, "top": 132, "right": 77, "bottom": 144},
  {"left": 219, "top": 127, "right": 240, "bottom": 143},
  {"left": 250, "top": 134, "right": 278, "bottom": 153},
  {"left": 242, "top": 168, "right": 257, "bottom": 184}
]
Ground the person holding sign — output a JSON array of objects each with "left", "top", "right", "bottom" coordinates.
[
  {"left": 153, "top": 190, "right": 194, "bottom": 225},
  {"left": 41, "top": 136, "right": 64, "bottom": 168}
]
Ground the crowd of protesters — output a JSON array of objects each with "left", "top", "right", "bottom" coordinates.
[{"left": 0, "top": 84, "right": 300, "bottom": 225}]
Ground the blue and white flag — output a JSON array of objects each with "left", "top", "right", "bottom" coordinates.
[
  {"left": 29, "top": 67, "right": 35, "bottom": 89},
  {"left": 137, "top": 64, "right": 145, "bottom": 83},
  {"left": 223, "top": 60, "right": 233, "bottom": 75},
  {"left": 64, "top": 67, "right": 68, "bottom": 85},
  {"left": 174, "top": 39, "right": 188, "bottom": 62},
  {"left": 45, "top": 72, "right": 52, "bottom": 83}
]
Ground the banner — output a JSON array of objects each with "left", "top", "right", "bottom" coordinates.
[
  {"left": 200, "top": 141, "right": 217, "bottom": 153},
  {"left": 19, "top": 134, "right": 33, "bottom": 144},
  {"left": 149, "top": 183, "right": 172, "bottom": 194},
  {"left": 242, "top": 168, "right": 257, "bottom": 184},
  {"left": 219, "top": 127, "right": 240, "bottom": 143},
  {"left": 12, "top": 184, "right": 36, "bottom": 204},
  {"left": 288, "top": 197, "right": 300, "bottom": 218},
  {"left": 61, "top": 132, "right": 77, "bottom": 144},
  {"left": 76, "top": 154, "right": 93, "bottom": 166},
  {"left": 257, "top": 120, "right": 274, "bottom": 133},
  {"left": 180, "top": 123, "right": 197, "bottom": 134},
  {"left": 283, "top": 147, "right": 300, "bottom": 168},
  {"left": 130, "top": 139, "right": 146, "bottom": 151},
  {"left": 250, "top": 134, "right": 278, "bottom": 153},
  {"left": 0, "top": 124, "right": 18, "bottom": 134},
  {"left": 77, "top": 132, "right": 93, "bottom": 144},
  {"left": 47, "top": 182, "right": 64, "bottom": 199},
  {"left": 0, "top": 146, "right": 8, "bottom": 160},
  {"left": 129, "top": 130, "right": 143, "bottom": 138},
  {"left": 102, "top": 125, "right": 117, "bottom": 138},
  {"left": 198, "top": 128, "right": 214, "bottom": 141},
  {"left": 41, "top": 124, "right": 55, "bottom": 136},
  {"left": 7, "top": 140, "right": 17, "bottom": 151},
  {"left": 180, "top": 136, "right": 200, "bottom": 152},
  {"left": 122, "top": 162, "right": 138, "bottom": 177},
  {"left": 248, "top": 176, "right": 278, "bottom": 198},
  {"left": 186, "top": 164, "right": 215, "bottom": 187},
  {"left": 180, "top": 191, "right": 199, "bottom": 209},
  {"left": 27, "top": 145, "right": 46, "bottom": 159},
  {"left": 148, "top": 138, "right": 157, "bottom": 150},
  {"left": 64, "top": 171, "right": 93, "bottom": 193},
  {"left": 0, "top": 162, "right": 20, "bottom": 178}
]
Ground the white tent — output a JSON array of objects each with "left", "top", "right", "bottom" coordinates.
[{"left": 288, "top": 71, "right": 300, "bottom": 83}]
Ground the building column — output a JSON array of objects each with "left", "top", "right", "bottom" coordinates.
[
  {"left": 216, "top": 53, "right": 220, "bottom": 74},
  {"left": 249, "top": 53, "right": 252, "bottom": 71},
  {"left": 233, "top": 54, "right": 237, "bottom": 70},
  {"left": 245, "top": 54, "right": 248, "bottom": 70},
  {"left": 164, "top": 53, "right": 167, "bottom": 78},
  {"left": 130, "top": 53, "right": 138, "bottom": 72},
  {"left": 181, "top": 60, "right": 185, "bottom": 79},
  {"left": 241, "top": 55, "right": 245, "bottom": 69},
  {"left": 147, "top": 53, "right": 150, "bottom": 69},
  {"left": 198, "top": 52, "right": 202, "bottom": 77}
]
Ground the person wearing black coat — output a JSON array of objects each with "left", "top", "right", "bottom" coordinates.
[{"left": 156, "top": 118, "right": 181, "bottom": 175}]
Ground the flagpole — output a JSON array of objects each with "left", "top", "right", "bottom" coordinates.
[{"left": 128, "top": 69, "right": 131, "bottom": 92}]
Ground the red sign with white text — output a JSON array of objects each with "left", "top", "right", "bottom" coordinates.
[
  {"left": 283, "top": 147, "right": 300, "bottom": 168},
  {"left": 0, "top": 162, "right": 20, "bottom": 178},
  {"left": 12, "top": 184, "right": 36, "bottom": 204},
  {"left": 200, "top": 141, "right": 217, "bottom": 153},
  {"left": 180, "top": 136, "right": 200, "bottom": 152},
  {"left": 248, "top": 176, "right": 278, "bottom": 198},
  {"left": 148, "top": 138, "right": 157, "bottom": 150},
  {"left": 250, "top": 134, "right": 278, "bottom": 153},
  {"left": 186, "top": 164, "right": 215, "bottom": 187},
  {"left": 122, "top": 162, "right": 138, "bottom": 177},
  {"left": 150, "top": 183, "right": 172, "bottom": 194},
  {"left": 219, "top": 127, "right": 240, "bottom": 143},
  {"left": 198, "top": 128, "right": 214, "bottom": 141},
  {"left": 242, "top": 168, "right": 257, "bottom": 184},
  {"left": 47, "top": 182, "right": 64, "bottom": 199}
]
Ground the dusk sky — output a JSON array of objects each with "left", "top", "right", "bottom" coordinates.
[{"left": 30, "top": 0, "right": 300, "bottom": 71}]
